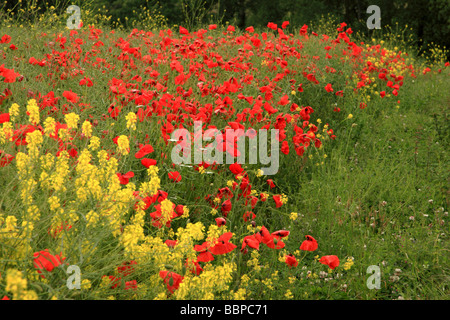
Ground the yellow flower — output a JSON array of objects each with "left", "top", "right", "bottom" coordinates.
[
  {"left": 65, "top": 112, "right": 80, "bottom": 129},
  {"left": 26, "top": 99, "right": 40, "bottom": 125},
  {"left": 117, "top": 135, "right": 130, "bottom": 155},
  {"left": 347, "top": 114, "right": 353, "bottom": 119},
  {"left": 43, "top": 117, "right": 56, "bottom": 137},
  {"left": 126, "top": 112, "right": 137, "bottom": 130},
  {"left": 89, "top": 136, "right": 100, "bottom": 150},
  {"left": 82, "top": 120, "right": 93, "bottom": 138},
  {"left": 9, "top": 103, "right": 20, "bottom": 122}
]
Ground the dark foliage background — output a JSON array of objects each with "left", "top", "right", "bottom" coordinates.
[{"left": 3, "top": 0, "right": 449, "bottom": 58}]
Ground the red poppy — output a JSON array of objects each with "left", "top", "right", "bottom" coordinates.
[
  {"left": 165, "top": 239, "right": 178, "bottom": 248},
  {"left": 243, "top": 211, "right": 256, "bottom": 222},
  {"left": 135, "top": 144, "right": 154, "bottom": 159},
  {"left": 0, "top": 113, "right": 10, "bottom": 124},
  {"left": 209, "top": 232, "right": 237, "bottom": 255},
  {"left": 241, "top": 234, "right": 260, "bottom": 252},
  {"left": 194, "top": 241, "right": 214, "bottom": 262},
  {"left": 319, "top": 255, "right": 340, "bottom": 269},
  {"left": 273, "top": 195, "right": 283, "bottom": 208},
  {"left": 179, "top": 26, "right": 189, "bottom": 35},
  {"left": 141, "top": 158, "right": 157, "bottom": 168},
  {"left": 168, "top": 171, "right": 182, "bottom": 182},
  {"left": 102, "top": 275, "right": 122, "bottom": 289},
  {"left": 117, "top": 171, "right": 134, "bottom": 185},
  {"left": 267, "top": 179, "right": 276, "bottom": 189},
  {"left": 229, "top": 163, "right": 243, "bottom": 175},
  {"left": 62, "top": 90, "right": 79, "bottom": 103},
  {"left": 281, "top": 140, "right": 289, "bottom": 155},
  {"left": 257, "top": 226, "right": 285, "bottom": 249},
  {"left": 221, "top": 199, "right": 232, "bottom": 216},
  {"left": 300, "top": 235, "right": 318, "bottom": 251},
  {"left": 159, "top": 271, "right": 184, "bottom": 294},
  {"left": 185, "top": 259, "right": 203, "bottom": 275},
  {"left": 215, "top": 217, "right": 226, "bottom": 226},
  {"left": 33, "top": 250, "right": 65, "bottom": 277},
  {"left": 125, "top": 280, "right": 138, "bottom": 290},
  {"left": 0, "top": 149, "right": 14, "bottom": 167},
  {"left": 272, "top": 230, "right": 290, "bottom": 239},
  {"left": 285, "top": 254, "right": 298, "bottom": 268},
  {"left": 118, "top": 260, "right": 137, "bottom": 277}
]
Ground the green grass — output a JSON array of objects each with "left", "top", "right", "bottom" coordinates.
[{"left": 274, "top": 73, "right": 450, "bottom": 299}]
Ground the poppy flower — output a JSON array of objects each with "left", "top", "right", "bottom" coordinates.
[
  {"left": 273, "top": 195, "right": 283, "bottom": 208},
  {"left": 319, "top": 255, "right": 340, "bottom": 269},
  {"left": 281, "top": 140, "right": 289, "bottom": 155},
  {"left": 272, "top": 230, "right": 290, "bottom": 239},
  {"left": 135, "top": 144, "right": 154, "bottom": 158},
  {"left": 141, "top": 158, "right": 157, "bottom": 168},
  {"left": 285, "top": 254, "right": 298, "bottom": 268},
  {"left": 62, "top": 90, "right": 79, "bottom": 103},
  {"left": 325, "top": 83, "right": 334, "bottom": 92},
  {"left": 168, "top": 171, "right": 182, "bottom": 182},
  {"left": 159, "top": 271, "right": 184, "bottom": 294},
  {"left": 229, "top": 163, "right": 243, "bottom": 175},
  {"left": 117, "top": 260, "right": 137, "bottom": 277},
  {"left": 267, "top": 22, "right": 277, "bottom": 30},
  {"left": 241, "top": 234, "right": 260, "bottom": 252},
  {"left": 267, "top": 179, "right": 276, "bottom": 189},
  {"left": 209, "top": 232, "right": 237, "bottom": 255},
  {"left": 257, "top": 226, "right": 285, "bottom": 249},
  {"left": 102, "top": 275, "right": 122, "bottom": 289},
  {"left": 0, "top": 150, "right": 14, "bottom": 167},
  {"left": 221, "top": 199, "right": 232, "bottom": 216},
  {"left": 33, "top": 249, "right": 65, "bottom": 277},
  {"left": 179, "top": 26, "right": 189, "bottom": 35},
  {"left": 243, "top": 211, "right": 256, "bottom": 222},
  {"left": 281, "top": 21, "right": 290, "bottom": 29},
  {"left": 165, "top": 240, "right": 178, "bottom": 248},
  {"left": 125, "top": 280, "right": 138, "bottom": 290},
  {"left": 117, "top": 171, "right": 134, "bottom": 185},
  {"left": 194, "top": 242, "right": 214, "bottom": 262},
  {"left": 185, "top": 259, "right": 203, "bottom": 275},
  {"left": 0, "top": 113, "right": 10, "bottom": 124},
  {"left": 300, "top": 235, "right": 318, "bottom": 251},
  {"left": 215, "top": 217, "right": 226, "bottom": 226}
]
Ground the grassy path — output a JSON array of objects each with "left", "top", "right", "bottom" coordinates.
[{"left": 284, "top": 72, "right": 449, "bottom": 299}]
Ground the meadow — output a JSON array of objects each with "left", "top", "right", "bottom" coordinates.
[{"left": 0, "top": 5, "right": 449, "bottom": 300}]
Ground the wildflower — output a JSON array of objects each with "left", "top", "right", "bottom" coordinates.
[
  {"left": 285, "top": 254, "right": 298, "bottom": 268},
  {"left": 209, "top": 232, "right": 237, "bottom": 255},
  {"left": 319, "top": 255, "right": 340, "bottom": 269},
  {"left": 81, "top": 120, "right": 92, "bottom": 138},
  {"left": 64, "top": 113, "right": 80, "bottom": 129},
  {"left": 159, "top": 271, "right": 184, "bottom": 294},
  {"left": 134, "top": 144, "right": 153, "bottom": 158},
  {"left": 126, "top": 112, "right": 137, "bottom": 130},
  {"left": 33, "top": 249, "right": 65, "bottom": 277},
  {"left": 300, "top": 235, "right": 318, "bottom": 251},
  {"left": 116, "top": 135, "right": 130, "bottom": 155},
  {"left": 168, "top": 171, "right": 182, "bottom": 183}
]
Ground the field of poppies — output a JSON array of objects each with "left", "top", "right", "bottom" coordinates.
[{"left": 0, "top": 5, "right": 449, "bottom": 301}]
